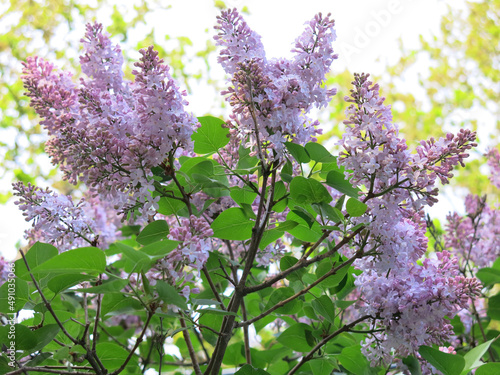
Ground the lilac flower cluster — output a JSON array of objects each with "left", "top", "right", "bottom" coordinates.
[
  {"left": 21, "top": 23, "right": 198, "bottom": 218},
  {"left": 445, "top": 194, "right": 500, "bottom": 269},
  {"left": 146, "top": 215, "right": 213, "bottom": 306},
  {"left": 338, "top": 73, "right": 480, "bottom": 364},
  {"left": 214, "top": 9, "right": 337, "bottom": 160},
  {"left": 13, "top": 182, "right": 118, "bottom": 250},
  {"left": 487, "top": 148, "right": 500, "bottom": 189}
]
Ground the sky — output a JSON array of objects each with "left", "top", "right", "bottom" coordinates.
[{"left": 0, "top": 0, "right": 454, "bottom": 259}]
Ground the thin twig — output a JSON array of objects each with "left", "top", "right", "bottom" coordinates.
[
  {"left": 180, "top": 316, "right": 202, "bottom": 375},
  {"left": 288, "top": 315, "right": 372, "bottom": 375}
]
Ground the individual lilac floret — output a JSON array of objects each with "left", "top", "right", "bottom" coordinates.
[
  {"left": 214, "top": 9, "right": 337, "bottom": 160},
  {"left": 22, "top": 23, "right": 198, "bottom": 219}
]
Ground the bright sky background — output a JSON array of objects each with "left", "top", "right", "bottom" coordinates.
[{"left": 0, "top": 0, "right": 457, "bottom": 259}]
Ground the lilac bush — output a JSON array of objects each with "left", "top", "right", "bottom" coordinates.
[{"left": 3, "top": 8, "right": 499, "bottom": 375}]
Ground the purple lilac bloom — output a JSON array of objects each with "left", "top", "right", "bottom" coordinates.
[
  {"left": 21, "top": 22, "right": 198, "bottom": 219},
  {"left": 339, "top": 73, "right": 480, "bottom": 365},
  {"left": 487, "top": 148, "right": 500, "bottom": 189},
  {"left": 445, "top": 194, "right": 500, "bottom": 269},
  {"left": 214, "top": 9, "right": 337, "bottom": 160}
]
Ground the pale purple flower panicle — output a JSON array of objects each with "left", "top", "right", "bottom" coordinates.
[
  {"left": 21, "top": 23, "right": 198, "bottom": 219},
  {"left": 145, "top": 215, "right": 214, "bottom": 303},
  {"left": 12, "top": 182, "right": 118, "bottom": 251},
  {"left": 487, "top": 148, "right": 500, "bottom": 189},
  {"left": 339, "top": 73, "right": 480, "bottom": 365},
  {"left": 214, "top": 9, "right": 337, "bottom": 160},
  {"left": 446, "top": 194, "right": 500, "bottom": 268}
]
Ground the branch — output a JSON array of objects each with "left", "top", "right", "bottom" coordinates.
[
  {"left": 109, "top": 311, "right": 154, "bottom": 375},
  {"left": 288, "top": 315, "right": 372, "bottom": 375},
  {"left": 244, "top": 225, "right": 365, "bottom": 295},
  {"left": 179, "top": 316, "right": 203, "bottom": 375},
  {"left": 19, "top": 250, "right": 79, "bottom": 345},
  {"left": 236, "top": 250, "right": 362, "bottom": 328}
]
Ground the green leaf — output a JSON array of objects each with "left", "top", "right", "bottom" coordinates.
[
  {"left": 192, "top": 116, "right": 230, "bottom": 154},
  {"left": 101, "top": 293, "right": 143, "bottom": 317},
  {"left": 0, "top": 278, "right": 29, "bottom": 312},
  {"left": 315, "top": 201, "right": 344, "bottom": 223},
  {"left": 75, "top": 279, "right": 128, "bottom": 294},
  {"left": 419, "top": 346, "right": 465, "bottom": 375},
  {"left": 311, "top": 295, "right": 336, "bottom": 323},
  {"left": 326, "top": 170, "right": 361, "bottom": 198},
  {"left": 285, "top": 142, "right": 310, "bottom": 163},
  {"left": 286, "top": 210, "right": 322, "bottom": 243},
  {"left": 198, "top": 308, "right": 239, "bottom": 317},
  {"left": 30, "top": 324, "right": 60, "bottom": 353},
  {"left": 277, "top": 323, "right": 315, "bottom": 352},
  {"left": 16, "top": 242, "right": 58, "bottom": 278},
  {"left": 337, "top": 345, "right": 373, "bottom": 375},
  {"left": 487, "top": 293, "right": 500, "bottom": 320},
  {"left": 476, "top": 267, "right": 500, "bottom": 287},
  {"left": 264, "top": 287, "right": 301, "bottom": 314},
  {"left": 0, "top": 324, "right": 36, "bottom": 351},
  {"left": 461, "top": 339, "right": 495, "bottom": 374},
  {"left": 402, "top": 355, "right": 422, "bottom": 375},
  {"left": 281, "top": 160, "right": 294, "bottom": 183},
  {"left": 279, "top": 255, "right": 306, "bottom": 282},
  {"left": 211, "top": 207, "right": 254, "bottom": 241},
  {"left": 291, "top": 206, "right": 316, "bottom": 229},
  {"left": 276, "top": 220, "right": 299, "bottom": 232},
  {"left": 156, "top": 280, "right": 188, "bottom": 310},
  {"left": 136, "top": 220, "right": 169, "bottom": 245},
  {"left": 112, "top": 242, "right": 150, "bottom": 266},
  {"left": 223, "top": 343, "right": 245, "bottom": 366},
  {"left": 141, "top": 240, "right": 180, "bottom": 257},
  {"left": 48, "top": 274, "right": 95, "bottom": 295},
  {"left": 237, "top": 146, "right": 259, "bottom": 169},
  {"left": 120, "top": 225, "right": 142, "bottom": 237},
  {"left": 305, "top": 142, "right": 336, "bottom": 163},
  {"left": 230, "top": 186, "right": 258, "bottom": 206},
  {"left": 315, "top": 258, "right": 350, "bottom": 288},
  {"left": 97, "top": 342, "right": 137, "bottom": 370},
  {"left": 290, "top": 176, "right": 332, "bottom": 204},
  {"left": 475, "top": 363, "right": 500, "bottom": 375},
  {"left": 309, "top": 358, "right": 336, "bottom": 375},
  {"left": 259, "top": 229, "right": 283, "bottom": 250},
  {"left": 28, "top": 247, "right": 106, "bottom": 276},
  {"left": 157, "top": 195, "right": 185, "bottom": 215},
  {"left": 234, "top": 364, "right": 271, "bottom": 375},
  {"left": 346, "top": 197, "right": 367, "bottom": 217}
]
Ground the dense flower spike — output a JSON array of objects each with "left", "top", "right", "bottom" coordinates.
[
  {"left": 215, "top": 9, "right": 337, "bottom": 159},
  {"left": 12, "top": 182, "right": 117, "bottom": 250},
  {"left": 21, "top": 23, "right": 198, "bottom": 218},
  {"left": 339, "top": 73, "right": 480, "bottom": 364},
  {"left": 446, "top": 194, "right": 500, "bottom": 268},
  {"left": 487, "top": 148, "right": 500, "bottom": 189}
]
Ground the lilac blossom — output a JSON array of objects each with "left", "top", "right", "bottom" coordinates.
[
  {"left": 487, "top": 148, "right": 500, "bottom": 189},
  {"left": 445, "top": 194, "right": 500, "bottom": 269},
  {"left": 12, "top": 182, "right": 118, "bottom": 251},
  {"left": 339, "top": 73, "right": 480, "bottom": 364},
  {"left": 21, "top": 23, "right": 198, "bottom": 218},
  {"left": 215, "top": 9, "right": 337, "bottom": 160},
  {"left": 145, "top": 216, "right": 213, "bottom": 304}
]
